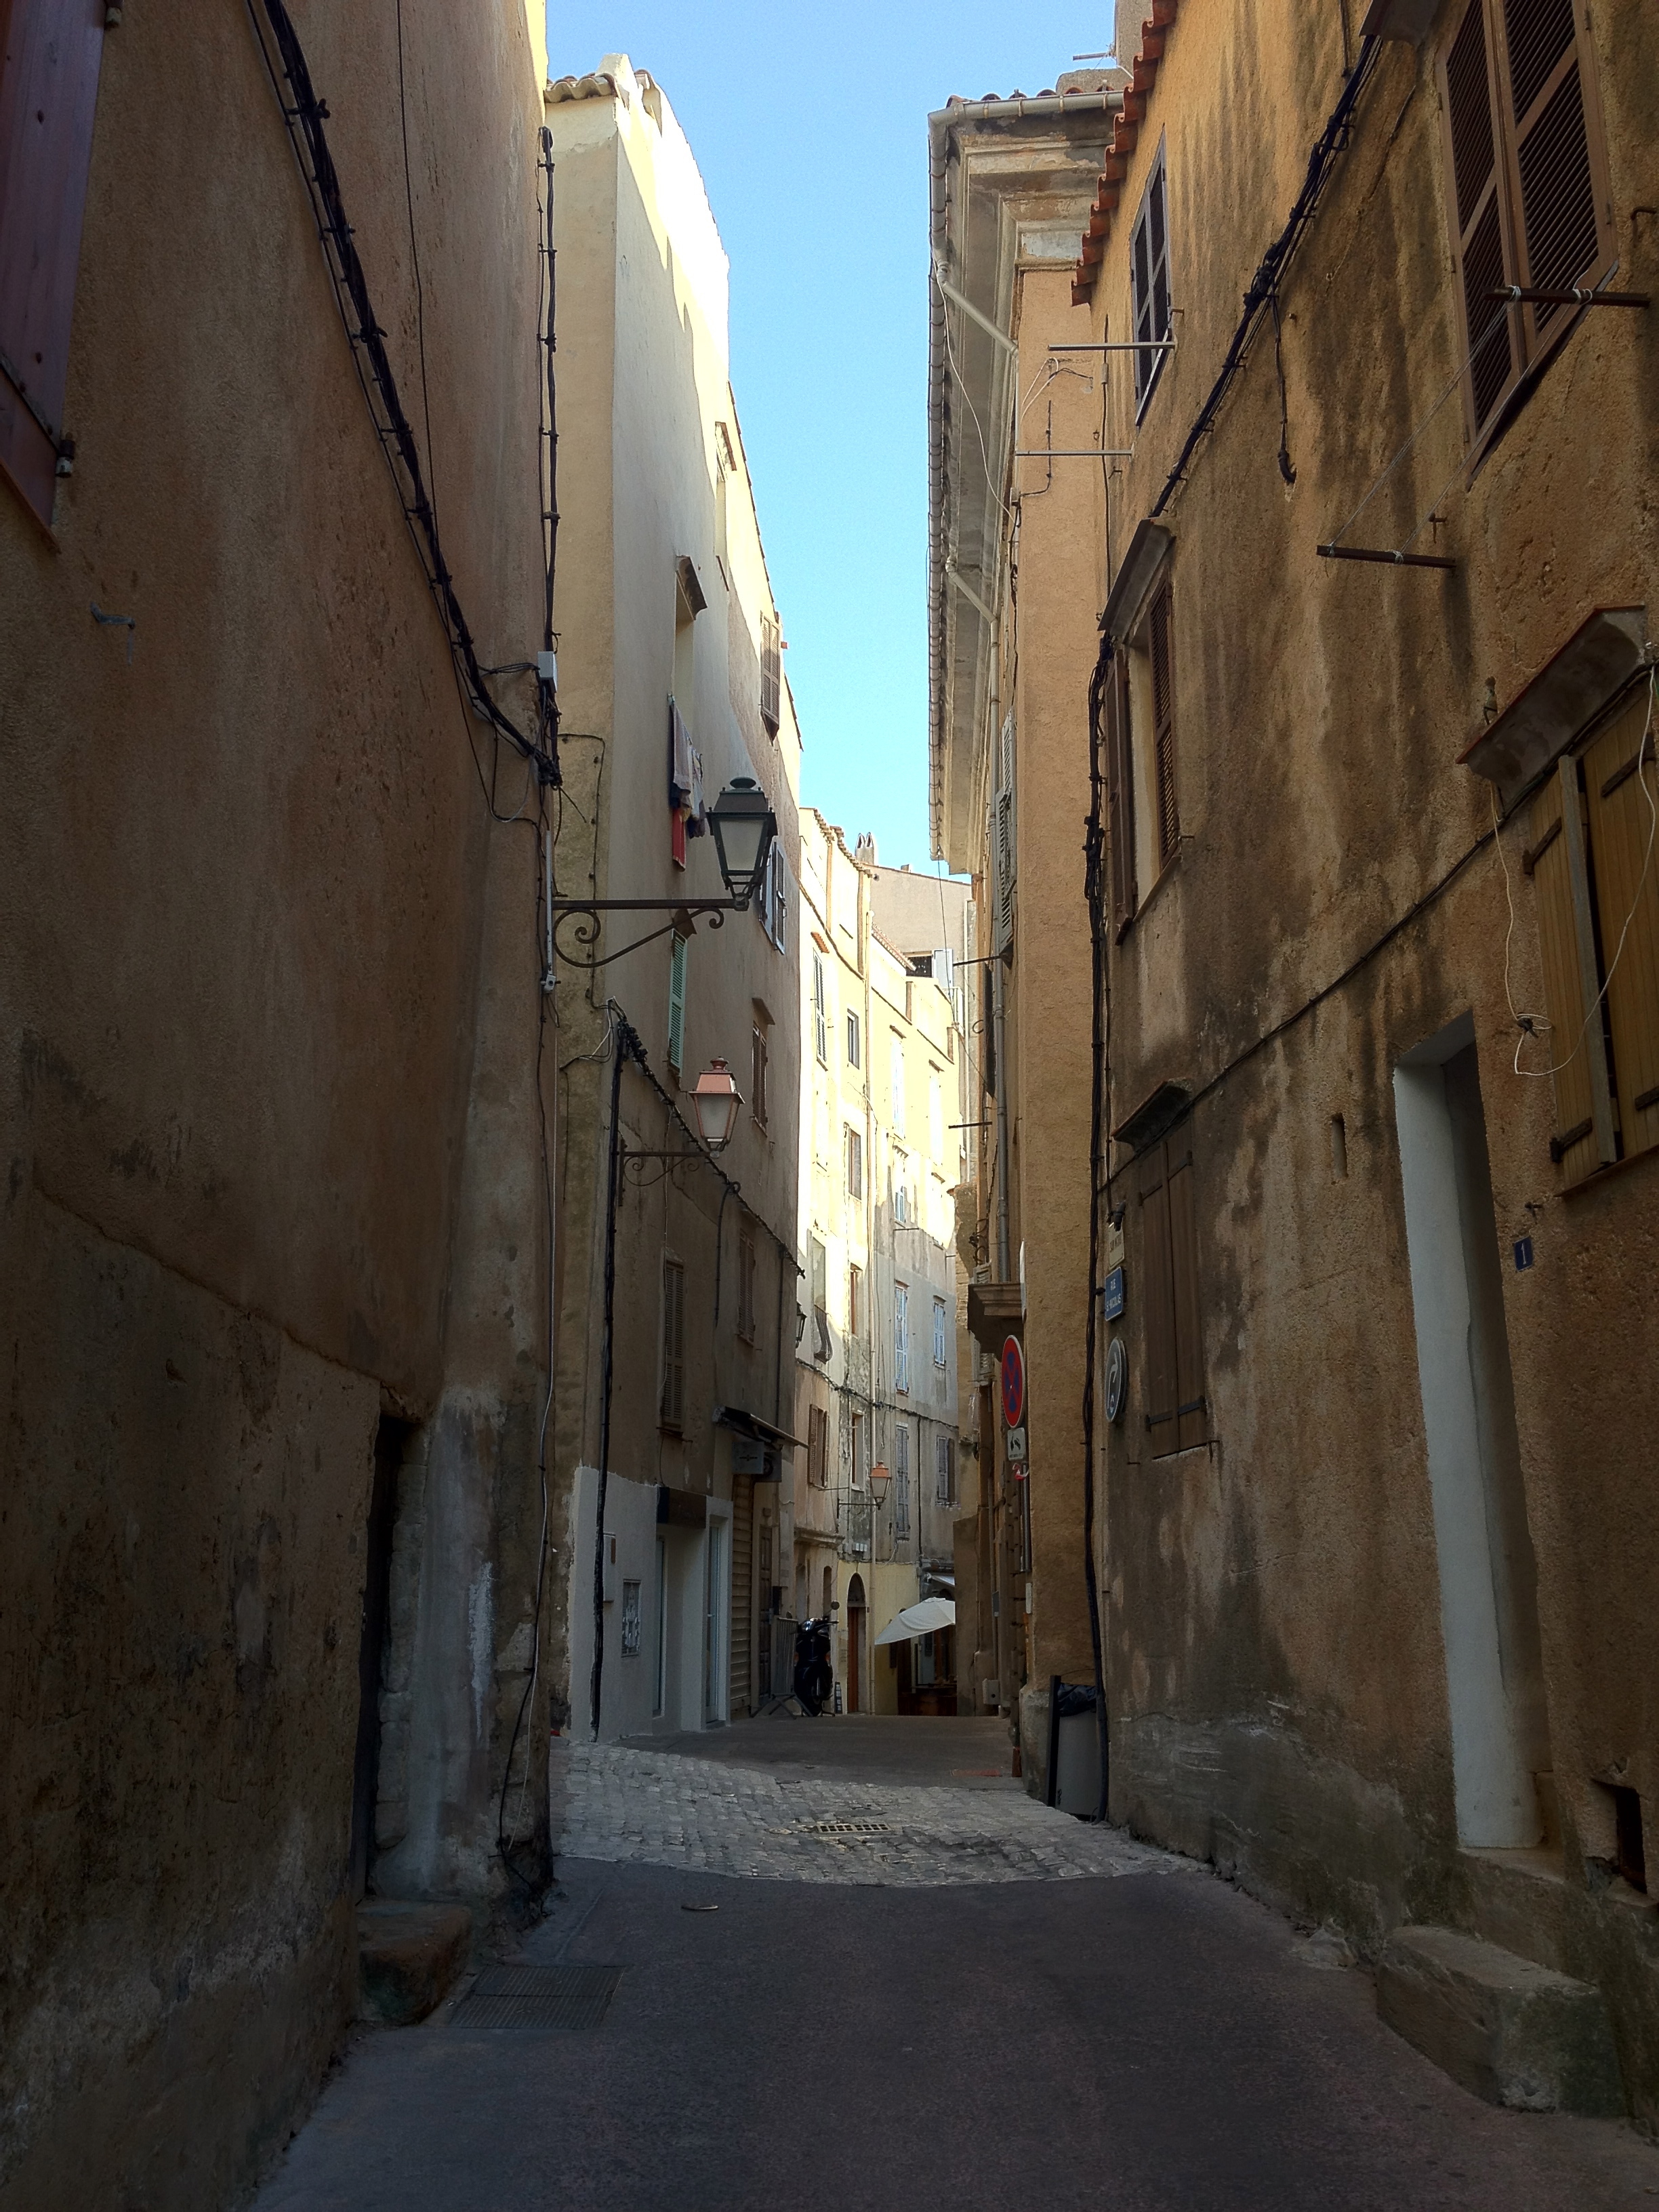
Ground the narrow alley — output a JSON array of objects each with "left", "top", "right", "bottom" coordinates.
[
  {"left": 4, "top": 2, "right": 1659, "bottom": 2208},
  {"left": 253, "top": 1721, "right": 1656, "bottom": 2211}
]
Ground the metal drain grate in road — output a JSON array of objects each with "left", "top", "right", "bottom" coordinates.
[
  {"left": 451, "top": 1965, "right": 621, "bottom": 2032},
  {"left": 800, "top": 1820, "right": 892, "bottom": 1836}
]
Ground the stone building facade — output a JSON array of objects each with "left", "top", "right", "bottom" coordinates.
[
  {"left": 930, "top": 0, "right": 1659, "bottom": 2118},
  {"left": 546, "top": 58, "right": 803, "bottom": 1742},
  {"left": 794, "top": 817, "right": 964, "bottom": 1711},
  {"left": 1, "top": 3, "right": 556, "bottom": 2203}
]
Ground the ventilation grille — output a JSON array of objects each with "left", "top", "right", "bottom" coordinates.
[{"left": 450, "top": 1964, "right": 621, "bottom": 2032}]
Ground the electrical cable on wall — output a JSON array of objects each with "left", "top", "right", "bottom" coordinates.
[{"left": 1079, "top": 629, "right": 1113, "bottom": 1821}]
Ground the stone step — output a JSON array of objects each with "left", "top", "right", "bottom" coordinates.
[
  {"left": 357, "top": 1900, "right": 474, "bottom": 2026},
  {"left": 1376, "top": 1924, "right": 1624, "bottom": 2116}
]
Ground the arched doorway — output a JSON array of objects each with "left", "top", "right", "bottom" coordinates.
[{"left": 846, "top": 1573, "right": 867, "bottom": 1714}]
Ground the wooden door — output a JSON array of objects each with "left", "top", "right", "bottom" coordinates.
[{"left": 847, "top": 1574, "right": 865, "bottom": 1713}]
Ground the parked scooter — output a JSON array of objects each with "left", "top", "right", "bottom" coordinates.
[{"left": 792, "top": 1616, "right": 834, "bottom": 1716}]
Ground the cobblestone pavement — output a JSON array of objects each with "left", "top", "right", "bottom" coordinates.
[{"left": 554, "top": 1737, "right": 1197, "bottom": 1886}]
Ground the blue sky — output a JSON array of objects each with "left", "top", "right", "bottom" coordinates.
[{"left": 546, "top": 5, "right": 1113, "bottom": 870}]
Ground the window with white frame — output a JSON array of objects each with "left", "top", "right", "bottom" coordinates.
[
  {"left": 929, "top": 1071, "right": 944, "bottom": 1162},
  {"left": 895, "top": 1284, "right": 909, "bottom": 1393},
  {"left": 1130, "top": 138, "right": 1172, "bottom": 417},
  {"left": 812, "top": 954, "right": 828, "bottom": 1065},
  {"left": 893, "top": 1151, "right": 909, "bottom": 1225},
  {"left": 933, "top": 1296, "right": 947, "bottom": 1368},
  {"left": 846, "top": 1009, "right": 861, "bottom": 1067},
  {"left": 893, "top": 1421, "right": 911, "bottom": 1534}
]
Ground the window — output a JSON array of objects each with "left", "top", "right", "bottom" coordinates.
[
  {"left": 1138, "top": 1128, "right": 1207, "bottom": 1456},
  {"left": 893, "top": 1154, "right": 909, "bottom": 1225},
  {"left": 935, "top": 1435, "right": 956, "bottom": 1507},
  {"left": 812, "top": 954, "right": 828, "bottom": 1065},
  {"left": 621, "top": 1580, "right": 642, "bottom": 1658},
  {"left": 1440, "top": 0, "right": 1613, "bottom": 447},
  {"left": 760, "top": 844, "right": 788, "bottom": 952},
  {"left": 993, "top": 712, "right": 1017, "bottom": 957},
  {"left": 750, "top": 1017, "right": 769, "bottom": 1131},
  {"left": 807, "top": 1404, "right": 830, "bottom": 1488},
  {"left": 761, "top": 611, "right": 782, "bottom": 735},
  {"left": 668, "top": 933, "right": 688, "bottom": 1075},
  {"left": 1149, "top": 580, "right": 1179, "bottom": 868},
  {"left": 1526, "top": 682, "right": 1659, "bottom": 1186},
  {"left": 810, "top": 1235, "right": 830, "bottom": 1361},
  {"left": 933, "top": 1296, "right": 947, "bottom": 1368},
  {"left": 846, "top": 1009, "right": 861, "bottom": 1067},
  {"left": 895, "top": 1284, "right": 910, "bottom": 1394},
  {"left": 1130, "top": 139, "right": 1172, "bottom": 417},
  {"left": 737, "top": 1229, "right": 757, "bottom": 1342},
  {"left": 851, "top": 1411, "right": 865, "bottom": 1489},
  {"left": 845, "top": 1125, "right": 863, "bottom": 1199},
  {"left": 0, "top": 5, "right": 108, "bottom": 525},
  {"left": 893, "top": 1422, "right": 912, "bottom": 1535},
  {"left": 928, "top": 1072, "right": 944, "bottom": 1162},
  {"left": 848, "top": 1262, "right": 862, "bottom": 1336},
  {"left": 661, "top": 1259, "right": 686, "bottom": 1429},
  {"left": 890, "top": 1036, "right": 905, "bottom": 1134}
]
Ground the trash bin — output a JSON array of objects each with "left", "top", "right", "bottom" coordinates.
[{"left": 1053, "top": 1681, "right": 1101, "bottom": 1818}]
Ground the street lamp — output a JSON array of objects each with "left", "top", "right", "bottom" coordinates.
[
  {"left": 689, "top": 1059, "right": 743, "bottom": 1152},
  {"left": 869, "top": 1462, "right": 891, "bottom": 1505},
  {"left": 707, "top": 777, "right": 777, "bottom": 907}
]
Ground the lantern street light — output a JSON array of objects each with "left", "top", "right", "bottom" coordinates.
[
  {"left": 869, "top": 1462, "right": 891, "bottom": 1505},
  {"left": 706, "top": 777, "right": 777, "bottom": 908},
  {"left": 689, "top": 1059, "right": 743, "bottom": 1152}
]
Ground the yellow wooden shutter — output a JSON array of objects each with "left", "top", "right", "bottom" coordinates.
[
  {"left": 1582, "top": 682, "right": 1659, "bottom": 1164},
  {"left": 1527, "top": 756, "right": 1615, "bottom": 1183}
]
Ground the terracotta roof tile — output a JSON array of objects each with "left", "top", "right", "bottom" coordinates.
[{"left": 1071, "top": 1, "right": 1181, "bottom": 305}]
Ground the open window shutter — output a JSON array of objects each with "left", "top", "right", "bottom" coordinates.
[
  {"left": 1105, "top": 649, "right": 1138, "bottom": 935},
  {"left": 1166, "top": 1137, "right": 1208, "bottom": 1450},
  {"left": 1441, "top": 0, "right": 1519, "bottom": 435},
  {"left": 0, "top": 0, "right": 106, "bottom": 522},
  {"left": 1582, "top": 685, "right": 1659, "bottom": 1163},
  {"left": 993, "top": 788, "right": 1015, "bottom": 955},
  {"left": 1139, "top": 1141, "right": 1178, "bottom": 1456},
  {"left": 1496, "top": 0, "right": 1613, "bottom": 353},
  {"left": 1527, "top": 756, "right": 1614, "bottom": 1181},
  {"left": 1149, "top": 583, "right": 1179, "bottom": 866},
  {"left": 668, "top": 935, "right": 687, "bottom": 1071},
  {"left": 661, "top": 1263, "right": 684, "bottom": 1427}
]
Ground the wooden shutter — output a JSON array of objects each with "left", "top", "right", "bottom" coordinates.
[
  {"left": 1166, "top": 1139, "right": 1208, "bottom": 1450},
  {"left": 0, "top": 0, "right": 106, "bottom": 523},
  {"left": 729, "top": 1473, "right": 753, "bottom": 1715},
  {"left": 1441, "top": 0, "right": 1517, "bottom": 434},
  {"left": 1527, "top": 756, "right": 1615, "bottom": 1182},
  {"left": 1130, "top": 149, "right": 1170, "bottom": 414},
  {"left": 808, "top": 1406, "right": 828, "bottom": 1488},
  {"left": 668, "top": 934, "right": 687, "bottom": 1071},
  {"left": 761, "top": 614, "right": 781, "bottom": 734},
  {"left": 661, "top": 1261, "right": 685, "bottom": 1427},
  {"left": 1139, "top": 1142, "right": 1178, "bottom": 1456},
  {"left": 1105, "top": 649, "right": 1138, "bottom": 936},
  {"left": 1494, "top": 0, "right": 1613, "bottom": 354},
  {"left": 1149, "top": 583, "right": 1179, "bottom": 867},
  {"left": 1582, "top": 685, "right": 1659, "bottom": 1164}
]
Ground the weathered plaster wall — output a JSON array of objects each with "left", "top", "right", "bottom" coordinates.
[
  {"left": 0, "top": 2, "right": 550, "bottom": 2200},
  {"left": 1088, "top": 0, "right": 1659, "bottom": 2116}
]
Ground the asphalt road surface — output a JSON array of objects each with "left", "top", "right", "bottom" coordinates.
[{"left": 253, "top": 1717, "right": 1659, "bottom": 2211}]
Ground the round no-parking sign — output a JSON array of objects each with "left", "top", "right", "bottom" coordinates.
[{"left": 1001, "top": 1335, "right": 1025, "bottom": 1431}]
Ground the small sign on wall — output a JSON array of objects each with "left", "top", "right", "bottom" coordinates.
[{"left": 1099, "top": 1266, "right": 1125, "bottom": 1320}]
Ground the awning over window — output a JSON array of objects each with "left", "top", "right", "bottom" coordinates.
[
  {"left": 874, "top": 1597, "right": 957, "bottom": 1647},
  {"left": 714, "top": 1405, "right": 806, "bottom": 1453},
  {"left": 1460, "top": 607, "right": 1647, "bottom": 813}
]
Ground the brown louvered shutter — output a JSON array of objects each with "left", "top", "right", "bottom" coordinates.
[
  {"left": 1582, "top": 684, "right": 1659, "bottom": 1165},
  {"left": 1139, "top": 1141, "right": 1178, "bottom": 1457},
  {"left": 1496, "top": 0, "right": 1613, "bottom": 354},
  {"left": 1526, "top": 756, "right": 1615, "bottom": 1183},
  {"left": 1441, "top": 0, "right": 1517, "bottom": 434},
  {"left": 0, "top": 0, "right": 106, "bottom": 523},
  {"left": 1166, "top": 1138, "right": 1208, "bottom": 1450},
  {"left": 1149, "top": 582, "right": 1179, "bottom": 867},
  {"left": 1105, "top": 648, "right": 1138, "bottom": 935}
]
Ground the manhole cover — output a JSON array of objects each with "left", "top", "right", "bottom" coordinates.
[
  {"left": 451, "top": 1964, "right": 620, "bottom": 2031},
  {"left": 800, "top": 1820, "right": 891, "bottom": 1837}
]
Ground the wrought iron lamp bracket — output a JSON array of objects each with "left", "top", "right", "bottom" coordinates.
[{"left": 548, "top": 896, "right": 744, "bottom": 971}]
